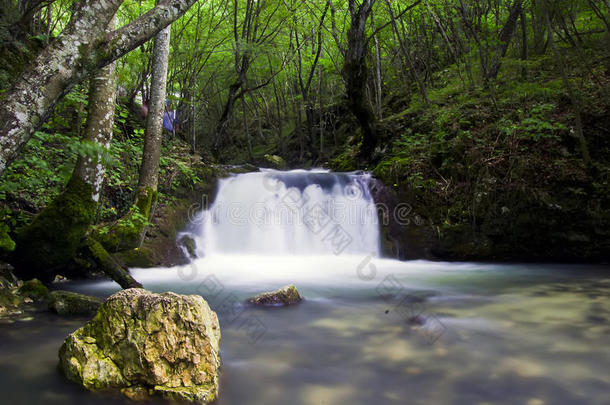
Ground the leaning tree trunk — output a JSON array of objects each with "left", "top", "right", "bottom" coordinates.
[
  {"left": 11, "top": 26, "right": 139, "bottom": 289},
  {"left": 212, "top": 57, "right": 249, "bottom": 156},
  {"left": 0, "top": 0, "right": 197, "bottom": 178},
  {"left": 212, "top": 79, "right": 243, "bottom": 155},
  {"left": 485, "top": 0, "right": 524, "bottom": 81}
]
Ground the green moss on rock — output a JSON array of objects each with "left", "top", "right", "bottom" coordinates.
[
  {"left": 48, "top": 290, "right": 102, "bottom": 316},
  {"left": 113, "top": 247, "right": 156, "bottom": 268},
  {"left": 263, "top": 154, "right": 287, "bottom": 169},
  {"left": 128, "top": 200, "right": 193, "bottom": 267},
  {"left": 59, "top": 289, "right": 221, "bottom": 403},
  {"left": 177, "top": 235, "right": 197, "bottom": 259},
  {"left": 0, "top": 287, "right": 21, "bottom": 310},
  {"left": 93, "top": 208, "right": 148, "bottom": 252},
  {"left": 0, "top": 228, "right": 15, "bottom": 253},
  {"left": 248, "top": 285, "right": 302, "bottom": 306},
  {"left": 94, "top": 187, "right": 157, "bottom": 252},
  {"left": 19, "top": 279, "right": 49, "bottom": 299},
  {"left": 13, "top": 176, "right": 97, "bottom": 281}
]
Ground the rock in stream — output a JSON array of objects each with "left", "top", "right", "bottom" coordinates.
[
  {"left": 59, "top": 288, "right": 221, "bottom": 403},
  {"left": 248, "top": 285, "right": 303, "bottom": 306}
]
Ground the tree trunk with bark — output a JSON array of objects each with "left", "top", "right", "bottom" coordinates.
[
  {"left": 137, "top": 24, "right": 171, "bottom": 204},
  {"left": 343, "top": 0, "right": 379, "bottom": 160},
  {"left": 11, "top": 23, "right": 142, "bottom": 290},
  {"left": 486, "top": 0, "right": 524, "bottom": 81},
  {"left": 113, "top": 24, "right": 172, "bottom": 252},
  {"left": 212, "top": 66, "right": 248, "bottom": 155},
  {"left": 0, "top": 0, "right": 197, "bottom": 178},
  {"left": 211, "top": 0, "right": 286, "bottom": 157},
  {"left": 93, "top": 22, "right": 171, "bottom": 253}
]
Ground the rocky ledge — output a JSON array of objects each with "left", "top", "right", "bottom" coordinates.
[{"left": 59, "top": 288, "right": 221, "bottom": 403}]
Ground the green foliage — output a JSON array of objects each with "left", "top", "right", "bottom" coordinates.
[
  {"left": 94, "top": 204, "right": 152, "bottom": 252},
  {"left": 159, "top": 155, "right": 201, "bottom": 192},
  {"left": 0, "top": 127, "right": 115, "bottom": 210},
  {"left": 330, "top": 145, "right": 359, "bottom": 172},
  {"left": 19, "top": 279, "right": 49, "bottom": 299},
  {"left": 497, "top": 103, "right": 567, "bottom": 141},
  {"left": 94, "top": 184, "right": 158, "bottom": 253},
  {"left": 1, "top": 0, "right": 608, "bottom": 263},
  {"left": 0, "top": 131, "right": 77, "bottom": 209},
  {"left": 374, "top": 131, "right": 437, "bottom": 192},
  {"left": 0, "top": 206, "right": 17, "bottom": 253},
  {"left": 500, "top": 79, "right": 564, "bottom": 103},
  {"left": 0, "top": 225, "right": 15, "bottom": 253},
  {"left": 519, "top": 104, "right": 567, "bottom": 140}
]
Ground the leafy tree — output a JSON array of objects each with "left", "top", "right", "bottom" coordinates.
[{"left": 0, "top": 0, "right": 198, "bottom": 177}]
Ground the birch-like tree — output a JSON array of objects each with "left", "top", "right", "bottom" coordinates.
[
  {"left": 132, "top": 23, "right": 172, "bottom": 246},
  {"left": 0, "top": 0, "right": 198, "bottom": 178}
]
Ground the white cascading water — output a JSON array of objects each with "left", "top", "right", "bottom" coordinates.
[{"left": 191, "top": 169, "right": 380, "bottom": 257}]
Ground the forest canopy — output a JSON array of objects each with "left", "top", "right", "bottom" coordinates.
[{"left": 0, "top": 0, "right": 609, "bottom": 265}]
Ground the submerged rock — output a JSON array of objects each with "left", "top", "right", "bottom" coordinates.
[
  {"left": 248, "top": 285, "right": 302, "bottom": 306},
  {"left": 59, "top": 288, "right": 221, "bottom": 403},
  {"left": 48, "top": 290, "right": 102, "bottom": 316}
]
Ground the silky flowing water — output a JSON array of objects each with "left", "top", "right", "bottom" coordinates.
[{"left": 0, "top": 170, "right": 608, "bottom": 404}]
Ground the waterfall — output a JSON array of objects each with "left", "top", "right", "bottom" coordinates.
[{"left": 190, "top": 169, "right": 380, "bottom": 257}]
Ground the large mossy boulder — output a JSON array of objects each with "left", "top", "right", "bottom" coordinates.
[
  {"left": 48, "top": 290, "right": 102, "bottom": 316},
  {"left": 12, "top": 176, "right": 97, "bottom": 282},
  {"left": 59, "top": 289, "right": 221, "bottom": 403},
  {"left": 248, "top": 285, "right": 302, "bottom": 306},
  {"left": 19, "top": 278, "right": 49, "bottom": 300}
]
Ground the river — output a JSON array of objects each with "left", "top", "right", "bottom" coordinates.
[{"left": 1, "top": 170, "right": 608, "bottom": 404}]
